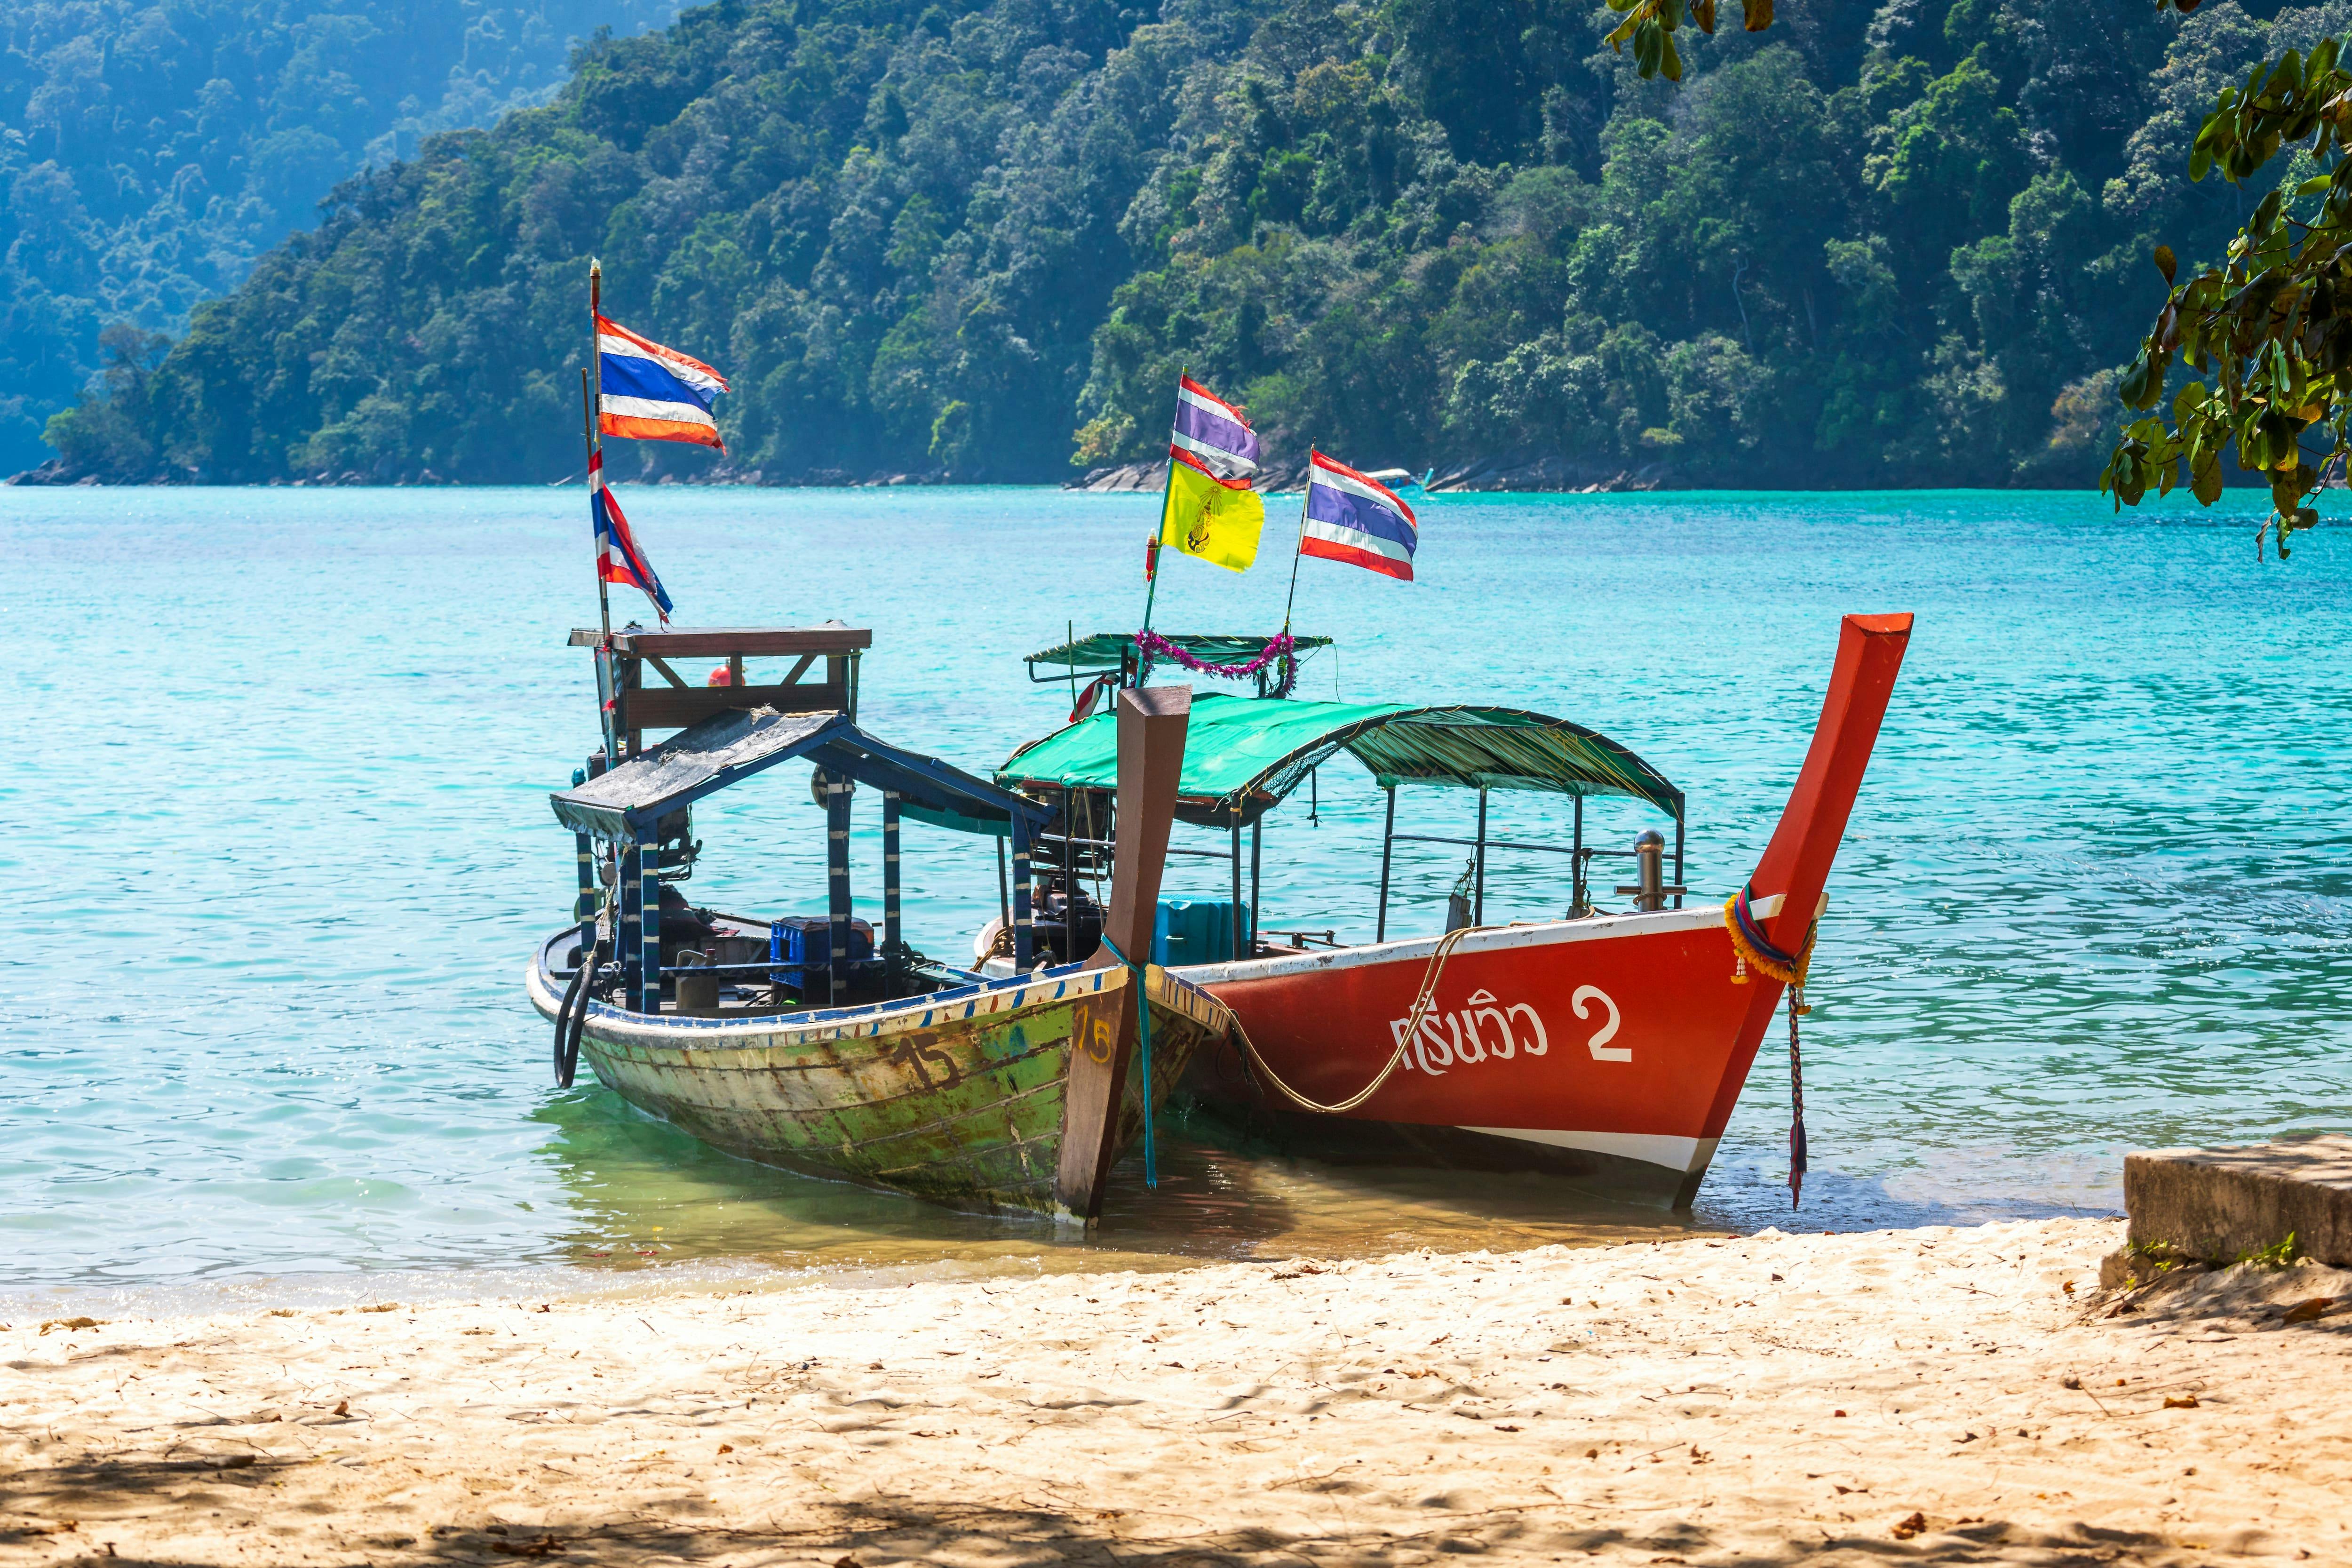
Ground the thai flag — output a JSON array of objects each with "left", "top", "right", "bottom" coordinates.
[
  {"left": 597, "top": 314, "right": 728, "bottom": 449},
  {"left": 1170, "top": 374, "right": 1259, "bottom": 479},
  {"left": 1303, "top": 450, "right": 1417, "bottom": 581},
  {"left": 590, "top": 448, "right": 674, "bottom": 621}
]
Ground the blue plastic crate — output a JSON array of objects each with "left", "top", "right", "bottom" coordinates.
[
  {"left": 1151, "top": 898, "right": 1252, "bottom": 966},
  {"left": 768, "top": 915, "right": 874, "bottom": 989}
]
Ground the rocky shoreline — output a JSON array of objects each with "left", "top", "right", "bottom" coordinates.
[
  {"left": 1065, "top": 454, "right": 1675, "bottom": 494},
  {"left": 6, "top": 452, "right": 1678, "bottom": 493}
]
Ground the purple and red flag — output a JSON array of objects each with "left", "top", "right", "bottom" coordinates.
[
  {"left": 590, "top": 447, "right": 674, "bottom": 621},
  {"left": 1303, "top": 450, "right": 1418, "bottom": 581},
  {"left": 1170, "top": 374, "right": 1259, "bottom": 479},
  {"left": 596, "top": 314, "right": 729, "bottom": 449}
]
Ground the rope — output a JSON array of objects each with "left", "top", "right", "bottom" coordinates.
[
  {"left": 1226, "top": 924, "right": 1477, "bottom": 1115},
  {"left": 1787, "top": 979, "right": 1809, "bottom": 1208},
  {"left": 1722, "top": 882, "right": 1818, "bottom": 1208},
  {"left": 1099, "top": 935, "right": 1158, "bottom": 1188}
]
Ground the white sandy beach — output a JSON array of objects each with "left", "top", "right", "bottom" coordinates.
[{"left": 5, "top": 1217, "right": 2348, "bottom": 1566}]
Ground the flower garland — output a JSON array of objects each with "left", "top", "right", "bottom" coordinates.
[
  {"left": 1723, "top": 882, "right": 1815, "bottom": 988},
  {"left": 1134, "top": 630, "right": 1298, "bottom": 698}
]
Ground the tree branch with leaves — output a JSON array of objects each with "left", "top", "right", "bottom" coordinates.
[
  {"left": 1603, "top": 0, "right": 1774, "bottom": 83},
  {"left": 2104, "top": 35, "right": 2352, "bottom": 557}
]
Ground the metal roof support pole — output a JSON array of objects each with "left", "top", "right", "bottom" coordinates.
[
  {"left": 1473, "top": 787, "right": 1488, "bottom": 928},
  {"left": 618, "top": 832, "right": 643, "bottom": 1010},
  {"left": 882, "top": 789, "right": 902, "bottom": 982},
  {"left": 1376, "top": 786, "right": 1396, "bottom": 944},
  {"left": 827, "top": 777, "right": 852, "bottom": 1004},
  {"left": 1011, "top": 812, "right": 1033, "bottom": 971},
  {"left": 1672, "top": 815, "right": 1685, "bottom": 910},
  {"left": 1572, "top": 794, "right": 1586, "bottom": 917},
  {"left": 592, "top": 647, "right": 620, "bottom": 779},
  {"left": 573, "top": 826, "right": 597, "bottom": 927},
  {"left": 1248, "top": 815, "right": 1262, "bottom": 957},
  {"left": 638, "top": 837, "right": 661, "bottom": 1014},
  {"left": 1230, "top": 816, "right": 1244, "bottom": 960},
  {"left": 996, "top": 836, "right": 1010, "bottom": 941}
]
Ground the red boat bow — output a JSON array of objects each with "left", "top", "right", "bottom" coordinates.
[
  {"left": 1184, "top": 612, "right": 1915, "bottom": 1208},
  {"left": 1704, "top": 611, "right": 1915, "bottom": 1139}
]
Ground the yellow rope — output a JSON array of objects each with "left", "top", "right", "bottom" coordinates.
[{"left": 1227, "top": 925, "right": 1477, "bottom": 1115}]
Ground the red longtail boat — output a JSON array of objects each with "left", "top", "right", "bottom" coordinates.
[{"left": 991, "top": 613, "right": 1913, "bottom": 1207}]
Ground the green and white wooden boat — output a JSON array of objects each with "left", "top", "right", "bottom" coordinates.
[
  {"left": 525, "top": 932, "right": 1226, "bottom": 1214},
  {"left": 528, "top": 624, "right": 1219, "bottom": 1223}
]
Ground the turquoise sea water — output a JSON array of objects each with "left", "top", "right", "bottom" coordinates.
[{"left": 4, "top": 485, "right": 2349, "bottom": 1305}]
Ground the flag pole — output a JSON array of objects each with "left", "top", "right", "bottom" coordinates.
[
  {"left": 1136, "top": 364, "right": 1186, "bottom": 666},
  {"left": 1279, "top": 446, "right": 1312, "bottom": 635},
  {"left": 587, "top": 259, "right": 611, "bottom": 641},
  {"left": 581, "top": 369, "right": 611, "bottom": 642}
]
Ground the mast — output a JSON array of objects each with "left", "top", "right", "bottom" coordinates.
[
  {"left": 587, "top": 258, "right": 611, "bottom": 641},
  {"left": 1135, "top": 365, "right": 1185, "bottom": 667},
  {"left": 1279, "top": 446, "right": 1312, "bottom": 634}
]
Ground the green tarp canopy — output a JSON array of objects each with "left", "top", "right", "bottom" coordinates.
[
  {"left": 997, "top": 692, "right": 1682, "bottom": 826},
  {"left": 1025, "top": 631, "right": 1333, "bottom": 680}
]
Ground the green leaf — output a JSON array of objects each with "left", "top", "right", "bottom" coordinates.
[
  {"left": 1634, "top": 18, "right": 1664, "bottom": 76},
  {"left": 1742, "top": 0, "right": 1772, "bottom": 31},
  {"left": 1661, "top": 31, "right": 1682, "bottom": 79},
  {"left": 2118, "top": 357, "right": 2153, "bottom": 407},
  {"left": 2192, "top": 454, "right": 2225, "bottom": 503},
  {"left": 2154, "top": 244, "right": 2177, "bottom": 284},
  {"left": 2274, "top": 50, "right": 2305, "bottom": 96},
  {"left": 2298, "top": 175, "right": 2333, "bottom": 196}
]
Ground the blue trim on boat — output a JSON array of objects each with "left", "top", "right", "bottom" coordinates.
[{"left": 538, "top": 930, "right": 1098, "bottom": 1035}]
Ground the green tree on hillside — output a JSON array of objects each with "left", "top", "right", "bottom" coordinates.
[
  {"left": 2105, "top": 8, "right": 2352, "bottom": 556},
  {"left": 29, "top": 0, "right": 2346, "bottom": 494},
  {"left": 0, "top": 0, "right": 676, "bottom": 473}
]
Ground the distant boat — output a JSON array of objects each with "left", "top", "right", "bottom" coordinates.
[
  {"left": 527, "top": 624, "right": 1228, "bottom": 1224},
  {"left": 1360, "top": 467, "right": 1434, "bottom": 492}
]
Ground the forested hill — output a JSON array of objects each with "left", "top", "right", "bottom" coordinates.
[
  {"left": 0, "top": 0, "right": 680, "bottom": 473},
  {"left": 30, "top": 0, "right": 2340, "bottom": 488}
]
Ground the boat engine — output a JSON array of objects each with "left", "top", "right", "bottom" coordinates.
[{"left": 1033, "top": 884, "right": 1104, "bottom": 965}]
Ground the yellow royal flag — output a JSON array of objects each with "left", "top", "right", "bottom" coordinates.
[{"left": 1160, "top": 447, "right": 1265, "bottom": 572}]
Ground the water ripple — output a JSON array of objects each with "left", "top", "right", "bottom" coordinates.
[{"left": 3, "top": 484, "right": 2347, "bottom": 1289}]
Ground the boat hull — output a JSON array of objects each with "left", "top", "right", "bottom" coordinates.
[
  {"left": 526, "top": 942, "right": 1229, "bottom": 1217},
  {"left": 1179, "top": 905, "right": 1786, "bottom": 1206}
]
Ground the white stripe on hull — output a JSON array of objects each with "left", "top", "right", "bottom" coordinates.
[{"left": 1457, "top": 1127, "right": 1720, "bottom": 1175}]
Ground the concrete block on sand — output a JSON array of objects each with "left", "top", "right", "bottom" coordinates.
[{"left": 2125, "top": 1133, "right": 2352, "bottom": 1268}]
